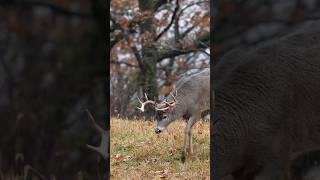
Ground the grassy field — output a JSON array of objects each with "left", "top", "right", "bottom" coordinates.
[{"left": 110, "top": 117, "right": 210, "bottom": 180}]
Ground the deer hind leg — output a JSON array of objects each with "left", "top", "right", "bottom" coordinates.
[
  {"left": 189, "top": 114, "right": 199, "bottom": 155},
  {"left": 188, "top": 120, "right": 198, "bottom": 155},
  {"left": 189, "top": 129, "right": 193, "bottom": 155}
]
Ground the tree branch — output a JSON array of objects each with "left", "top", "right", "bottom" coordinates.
[
  {"left": 157, "top": 32, "right": 209, "bottom": 61},
  {"left": 198, "top": 48, "right": 210, "bottom": 56},
  {"left": 110, "top": 32, "right": 124, "bottom": 50},
  {"left": 155, "top": 0, "right": 180, "bottom": 41},
  {"left": 176, "top": 1, "right": 209, "bottom": 21},
  {"left": 154, "top": 0, "right": 174, "bottom": 11},
  {"left": 110, "top": 14, "right": 143, "bottom": 66},
  {"left": 174, "top": 15, "right": 180, "bottom": 41},
  {"left": 157, "top": 45, "right": 194, "bottom": 62},
  {"left": 124, "top": 34, "right": 143, "bottom": 68},
  {"left": 110, "top": 15, "right": 123, "bottom": 32},
  {"left": 180, "top": 26, "right": 196, "bottom": 39},
  {"left": 110, "top": 60, "right": 138, "bottom": 68}
]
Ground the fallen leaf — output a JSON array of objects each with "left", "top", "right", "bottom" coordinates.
[{"left": 115, "top": 154, "right": 131, "bottom": 162}]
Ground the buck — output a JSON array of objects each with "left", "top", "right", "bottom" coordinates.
[
  {"left": 137, "top": 68, "right": 209, "bottom": 162},
  {"left": 212, "top": 21, "right": 320, "bottom": 180}
]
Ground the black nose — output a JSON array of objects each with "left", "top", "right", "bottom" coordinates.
[{"left": 155, "top": 128, "right": 162, "bottom": 134}]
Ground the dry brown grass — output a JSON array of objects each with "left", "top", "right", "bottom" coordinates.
[{"left": 110, "top": 117, "right": 210, "bottom": 180}]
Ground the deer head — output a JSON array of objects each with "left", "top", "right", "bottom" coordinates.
[{"left": 137, "top": 91, "right": 177, "bottom": 134}]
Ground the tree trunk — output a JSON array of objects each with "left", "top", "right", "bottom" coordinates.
[{"left": 138, "top": 0, "right": 158, "bottom": 119}]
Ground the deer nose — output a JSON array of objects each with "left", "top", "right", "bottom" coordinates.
[{"left": 155, "top": 128, "right": 162, "bottom": 134}]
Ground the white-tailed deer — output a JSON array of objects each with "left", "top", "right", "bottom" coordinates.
[{"left": 138, "top": 68, "right": 209, "bottom": 162}]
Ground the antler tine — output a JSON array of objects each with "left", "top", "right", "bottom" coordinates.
[
  {"left": 86, "top": 109, "right": 103, "bottom": 134},
  {"left": 85, "top": 109, "right": 108, "bottom": 160},
  {"left": 154, "top": 91, "right": 177, "bottom": 111},
  {"left": 155, "top": 106, "right": 170, "bottom": 111},
  {"left": 170, "top": 92, "right": 177, "bottom": 102},
  {"left": 137, "top": 96, "right": 143, "bottom": 103},
  {"left": 137, "top": 93, "right": 156, "bottom": 112},
  {"left": 23, "top": 165, "right": 46, "bottom": 180},
  {"left": 136, "top": 96, "right": 144, "bottom": 111},
  {"left": 163, "top": 91, "right": 176, "bottom": 107}
]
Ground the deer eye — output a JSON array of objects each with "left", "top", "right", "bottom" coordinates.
[{"left": 162, "top": 114, "right": 167, "bottom": 119}]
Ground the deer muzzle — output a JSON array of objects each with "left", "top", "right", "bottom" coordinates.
[{"left": 155, "top": 127, "right": 162, "bottom": 134}]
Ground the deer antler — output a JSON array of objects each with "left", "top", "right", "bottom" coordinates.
[
  {"left": 137, "top": 92, "right": 178, "bottom": 112},
  {"left": 23, "top": 164, "right": 46, "bottom": 180},
  {"left": 155, "top": 105, "right": 170, "bottom": 111},
  {"left": 169, "top": 91, "right": 177, "bottom": 106},
  {"left": 86, "top": 109, "right": 108, "bottom": 160},
  {"left": 161, "top": 91, "right": 177, "bottom": 108},
  {"left": 137, "top": 93, "right": 156, "bottom": 112}
]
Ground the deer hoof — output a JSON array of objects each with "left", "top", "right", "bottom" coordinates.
[
  {"left": 190, "top": 148, "right": 193, "bottom": 155},
  {"left": 181, "top": 151, "right": 186, "bottom": 163}
]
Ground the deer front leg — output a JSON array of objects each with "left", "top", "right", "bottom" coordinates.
[
  {"left": 181, "top": 125, "right": 188, "bottom": 163},
  {"left": 181, "top": 116, "right": 197, "bottom": 163},
  {"left": 189, "top": 114, "right": 199, "bottom": 156}
]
